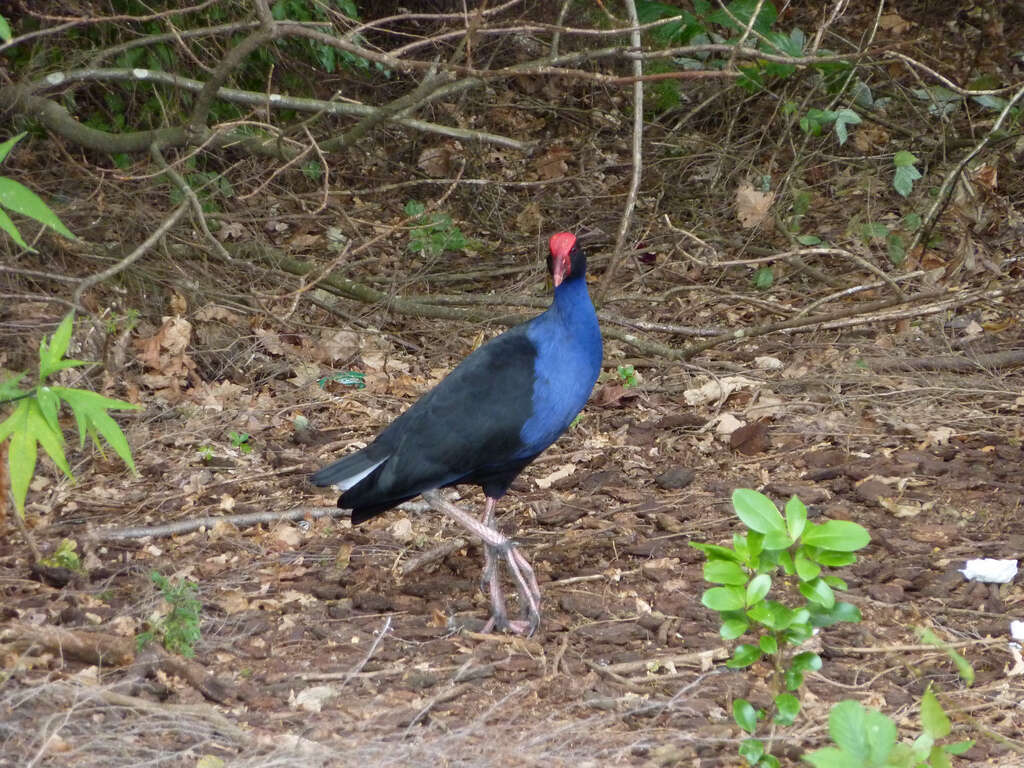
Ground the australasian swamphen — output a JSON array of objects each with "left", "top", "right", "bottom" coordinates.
[{"left": 312, "top": 232, "right": 602, "bottom": 635}]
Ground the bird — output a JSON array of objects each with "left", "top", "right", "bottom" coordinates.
[{"left": 312, "top": 232, "right": 602, "bottom": 635}]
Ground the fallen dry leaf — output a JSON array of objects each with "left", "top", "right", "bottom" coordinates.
[
  {"left": 418, "top": 143, "right": 460, "bottom": 177},
  {"left": 535, "top": 463, "right": 576, "bottom": 490},
  {"left": 534, "top": 146, "right": 571, "bottom": 180},
  {"left": 735, "top": 182, "right": 775, "bottom": 229}
]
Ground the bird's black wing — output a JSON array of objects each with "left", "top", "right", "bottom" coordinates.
[{"left": 337, "top": 324, "right": 539, "bottom": 519}]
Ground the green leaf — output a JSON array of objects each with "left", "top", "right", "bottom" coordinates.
[
  {"left": 51, "top": 387, "right": 139, "bottom": 473},
  {"left": 802, "top": 747, "right": 862, "bottom": 768},
  {"left": 753, "top": 266, "right": 774, "bottom": 289},
  {"left": 784, "top": 669, "right": 804, "bottom": 691},
  {"left": 773, "top": 692, "right": 800, "bottom": 725},
  {"left": 728, "top": 644, "right": 762, "bottom": 668},
  {"left": 733, "top": 698, "right": 758, "bottom": 733},
  {"left": 691, "top": 542, "right": 743, "bottom": 562},
  {"left": 758, "top": 634, "right": 777, "bottom": 654},
  {"left": 6, "top": 400, "right": 36, "bottom": 516},
  {"left": 801, "top": 520, "right": 870, "bottom": 552},
  {"left": 35, "top": 386, "right": 60, "bottom": 436},
  {"left": 0, "top": 15, "right": 12, "bottom": 43},
  {"left": 811, "top": 549, "right": 857, "bottom": 567},
  {"left": 833, "top": 108, "right": 861, "bottom": 145},
  {"left": 704, "top": 559, "right": 748, "bottom": 585},
  {"left": 0, "top": 371, "right": 28, "bottom": 402},
  {"left": 893, "top": 150, "right": 919, "bottom": 167},
  {"left": 942, "top": 740, "right": 974, "bottom": 755},
  {"left": 738, "top": 738, "right": 764, "bottom": 764},
  {"left": 38, "top": 313, "right": 88, "bottom": 380},
  {"left": 0, "top": 178, "right": 75, "bottom": 240},
  {"left": 799, "top": 577, "right": 835, "bottom": 609},
  {"left": 861, "top": 222, "right": 890, "bottom": 240},
  {"left": 826, "top": 700, "right": 870, "bottom": 758},
  {"left": 791, "top": 651, "right": 822, "bottom": 673},
  {"left": 702, "top": 585, "right": 746, "bottom": 611},
  {"left": 0, "top": 132, "right": 26, "bottom": 163},
  {"left": 0, "top": 205, "right": 31, "bottom": 250},
  {"left": 753, "top": 600, "right": 795, "bottom": 631},
  {"left": 809, "top": 600, "right": 861, "bottom": 627},
  {"left": 920, "top": 686, "right": 951, "bottom": 739},
  {"left": 826, "top": 700, "right": 898, "bottom": 764},
  {"left": 917, "top": 627, "right": 975, "bottom": 686},
  {"left": 732, "top": 489, "right": 787, "bottom": 538},
  {"left": 794, "top": 551, "right": 820, "bottom": 581},
  {"left": 721, "top": 616, "right": 750, "bottom": 639},
  {"left": 783, "top": 622, "right": 813, "bottom": 646},
  {"left": 26, "top": 399, "right": 71, "bottom": 478},
  {"left": 887, "top": 232, "right": 906, "bottom": 265},
  {"left": 778, "top": 550, "right": 795, "bottom": 575},
  {"left": 746, "top": 573, "right": 772, "bottom": 606},
  {"left": 893, "top": 152, "right": 923, "bottom": 198},
  {"left": 784, "top": 496, "right": 807, "bottom": 539}
]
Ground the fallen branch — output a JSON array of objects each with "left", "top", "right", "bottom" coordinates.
[
  {"left": 92, "top": 499, "right": 437, "bottom": 541},
  {"left": 2, "top": 621, "right": 135, "bottom": 666},
  {"left": 400, "top": 537, "right": 468, "bottom": 576},
  {"left": 862, "top": 349, "right": 1024, "bottom": 373}
]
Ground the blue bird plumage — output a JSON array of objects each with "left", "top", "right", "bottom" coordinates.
[
  {"left": 312, "top": 232, "right": 602, "bottom": 520},
  {"left": 311, "top": 232, "right": 601, "bottom": 635}
]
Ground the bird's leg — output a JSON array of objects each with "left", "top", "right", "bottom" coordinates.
[
  {"left": 479, "top": 496, "right": 499, "bottom": 592},
  {"left": 421, "top": 489, "right": 541, "bottom": 636}
]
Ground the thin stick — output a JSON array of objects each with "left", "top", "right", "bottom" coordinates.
[
  {"left": 910, "top": 80, "right": 1024, "bottom": 255},
  {"left": 597, "top": 0, "right": 644, "bottom": 300},
  {"left": 72, "top": 201, "right": 188, "bottom": 307}
]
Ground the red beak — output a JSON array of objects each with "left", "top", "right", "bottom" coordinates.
[{"left": 552, "top": 256, "right": 569, "bottom": 287}]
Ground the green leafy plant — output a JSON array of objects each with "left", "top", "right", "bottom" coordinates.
[
  {"left": 859, "top": 212, "right": 923, "bottom": 266},
  {"left": 228, "top": 430, "right": 252, "bottom": 454},
  {"left": 0, "top": 133, "right": 76, "bottom": 251},
  {"left": 0, "top": 313, "right": 139, "bottom": 518},
  {"left": 197, "top": 445, "right": 215, "bottom": 461},
  {"left": 137, "top": 571, "right": 202, "bottom": 658},
  {"left": 753, "top": 266, "right": 774, "bottom": 290},
  {"left": 804, "top": 689, "right": 973, "bottom": 768},
  {"left": 39, "top": 538, "right": 82, "bottom": 571},
  {"left": 616, "top": 364, "right": 640, "bottom": 388},
  {"left": 892, "top": 151, "right": 922, "bottom": 198},
  {"left": 797, "top": 108, "right": 862, "bottom": 145},
  {"left": 693, "top": 489, "right": 870, "bottom": 767},
  {"left": 404, "top": 200, "right": 474, "bottom": 256}
]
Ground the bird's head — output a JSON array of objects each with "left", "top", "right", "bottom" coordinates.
[{"left": 547, "top": 232, "right": 585, "bottom": 287}]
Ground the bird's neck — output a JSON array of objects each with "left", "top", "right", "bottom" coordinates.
[{"left": 552, "top": 274, "right": 598, "bottom": 331}]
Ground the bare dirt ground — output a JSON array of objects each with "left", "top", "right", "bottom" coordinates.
[{"left": 3, "top": 290, "right": 1024, "bottom": 766}]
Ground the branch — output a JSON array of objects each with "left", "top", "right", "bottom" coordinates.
[
  {"left": 596, "top": 0, "right": 644, "bottom": 301},
  {"left": 21, "top": 68, "right": 530, "bottom": 150},
  {"left": 862, "top": 349, "right": 1024, "bottom": 373},
  {"left": 910, "top": 80, "right": 1024, "bottom": 255},
  {"left": 92, "top": 499, "right": 439, "bottom": 541},
  {"left": 72, "top": 201, "right": 189, "bottom": 307}
]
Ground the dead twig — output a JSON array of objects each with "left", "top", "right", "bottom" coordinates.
[
  {"left": 2, "top": 621, "right": 135, "bottom": 666},
  {"left": 92, "top": 494, "right": 443, "bottom": 541},
  {"left": 400, "top": 537, "right": 468, "bottom": 576},
  {"left": 596, "top": 0, "right": 644, "bottom": 301},
  {"left": 862, "top": 349, "right": 1024, "bottom": 373},
  {"left": 71, "top": 201, "right": 189, "bottom": 307},
  {"left": 910, "top": 80, "right": 1024, "bottom": 255}
]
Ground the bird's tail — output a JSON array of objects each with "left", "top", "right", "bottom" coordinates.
[{"left": 311, "top": 450, "right": 387, "bottom": 491}]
